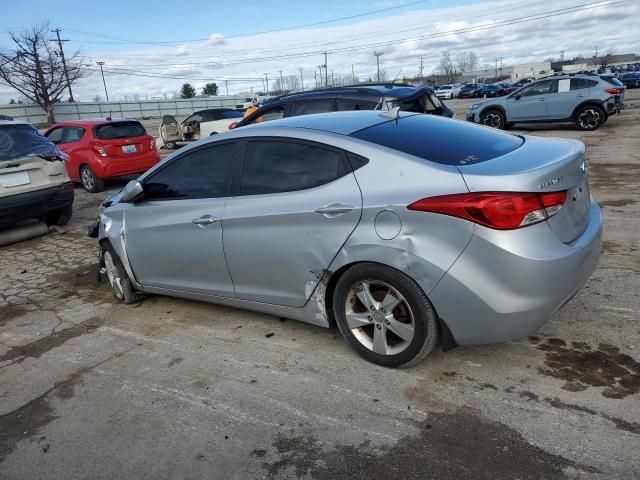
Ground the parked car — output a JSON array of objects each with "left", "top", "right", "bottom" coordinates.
[
  {"left": 0, "top": 120, "right": 73, "bottom": 228},
  {"left": 0, "top": 114, "right": 14, "bottom": 121},
  {"left": 435, "top": 84, "right": 456, "bottom": 99},
  {"left": 159, "top": 108, "right": 244, "bottom": 149},
  {"left": 466, "top": 73, "right": 625, "bottom": 131},
  {"left": 503, "top": 82, "right": 525, "bottom": 95},
  {"left": 94, "top": 110, "right": 601, "bottom": 368},
  {"left": 457, "top": 83, "right": 484, "bottom": 98},
  {"left": 45, "top": 118, "right": 160, "bottom": 193},
  {"left": 231, "top": 83, "right": 454, "bottom": 129},
  {"left": 476, "top": 84, "right": 501, "bottom": 97},
  {"left": 620, "top": 72, "right": 640, "bottom": 88}
]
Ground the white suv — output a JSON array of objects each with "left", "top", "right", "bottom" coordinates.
[
  {"left": 435, "top": 84, "right": 461, "bottom": 99},
  {"left": 0, "top": 120, "right": 74, "bottom": 228}
]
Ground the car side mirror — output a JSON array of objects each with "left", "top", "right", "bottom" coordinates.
[
  {"left": 121, "top": 180, "right": 144, "bottom": 202},
  {"left": 228, "top": 121, "right": 238, "bottom": 130}
]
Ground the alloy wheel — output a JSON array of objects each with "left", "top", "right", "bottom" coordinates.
[
  {"left": 344, "top": 280, "right": 415, "bottom": 355},
  {"left": 104, "top": 251, "right": 124, "bottom": 300},
  {"left": 81, "top": 168, "right": 95, "bottom": 191},
  {"left": 578, "top": 109, "right": 601, "bottom": 129},
  {"left": 483, "top": 112, "right": 503, "bottom": 128}
]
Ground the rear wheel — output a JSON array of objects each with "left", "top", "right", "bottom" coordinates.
[
  {"left": 333, "top": 263, "right": 439, "bottom": 368},
  {"left": 480, "top": 109, "right": 505, "bottom": 129},
  {"left": 44, "top": 204, "right": 73, "bottom": 226},
  {"left": 575, "top": 105, "right": 605, "bottom": 131},
  {"left": 101, "top": 242, "right": 144, "bottom": 304},
  {"left": 80, "top": 165, "right": 104, "bottom": 193}
]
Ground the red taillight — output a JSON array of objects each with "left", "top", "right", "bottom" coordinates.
[
  {"left": 150, "top": 138, "right": 156, "bottom": 150},
  {"left": 604, "top": 87, "right": 623, "bottom": 95},
  {"left": 89, "top": 141, "right": 107, "bottom": 157},
  {"left": 408, "top": 191, "right": 567, "bottom": 230}
]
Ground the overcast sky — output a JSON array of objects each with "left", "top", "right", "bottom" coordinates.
[{"left": 0, "top": 0, "right": 638, "bottom": 103}]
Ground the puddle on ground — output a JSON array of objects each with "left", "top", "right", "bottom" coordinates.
[{"left": 534, "top": 338, "right": 640, "bottom": 399}]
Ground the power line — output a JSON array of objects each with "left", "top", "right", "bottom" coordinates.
[
  {"left": 80, "top": 1, "right": 627, "bottom": 72},
  {"left": 64, "top": 0, "right": 431, "bottom": 46}
]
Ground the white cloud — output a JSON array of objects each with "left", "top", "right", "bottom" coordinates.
[{"left": 1, "top": 0, "right": 638, "bottom": 103}]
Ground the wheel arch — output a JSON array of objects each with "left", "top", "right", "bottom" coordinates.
[
  {"left": 479, "top": 104, "right": 507, "bottom": 120},
  {"left": 571, "top": 100, "right": 608, "bottom": 120}
]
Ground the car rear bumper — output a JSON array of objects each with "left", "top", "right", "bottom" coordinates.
[
  {"left": 429, "top": 199, "right": 602, "bottom": 345},
  {"left": 0, "top": 182, "right": 74, "bottom": 228},
  {"left": 96, "top": 152, "right": 160, "bottom": 179}
]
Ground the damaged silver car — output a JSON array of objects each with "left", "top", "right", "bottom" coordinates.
[{"left": 94, "top": 110, "right": 602, "bottom": 367}]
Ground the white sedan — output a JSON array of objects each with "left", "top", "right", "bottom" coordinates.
[{"left": 159, "top": 108, "right": 244, "bottom": 149}]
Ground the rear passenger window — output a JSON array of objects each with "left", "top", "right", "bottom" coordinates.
[
  {"left": 289, "top": 100, "right": 335, "bottom": 117},
  {"left": 240, "top": 140, "right": 348, "bottom": 195},
  {"left": 143, "top": 143, "right": 237, "bottom": 200},
  {"left": 336, "top": 99, "right": 378, "bottom": 111},
  {"left": 250, "top": 105, "right": 285, "bottom": 124},
  {"left": 63, "top": 127, "right": 85, "bottom": 143},
  {"left": 570, "top": 79, "right": 596, "bottom": 90}
]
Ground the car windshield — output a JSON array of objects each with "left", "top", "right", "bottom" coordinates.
[
  {"left": 350, "top": 114, "right": 523, "bottom": 165},
  {"left": 0, "top": 124, "right": 60, "bottom": 161},
  {"left": 94, "top": 121, "right": 146, "bottom": 140}
]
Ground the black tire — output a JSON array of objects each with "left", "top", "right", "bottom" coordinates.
[
  {"left": 574, "top": 104, "right": 605, "bottom": 131},
  {"left": 333, "top": 263, "right": 439, "bottom": 368},
  {"left": 479, "top": 109, "right": 506, "bottom": 129},
  {"left": 80, "top": 165, "right": 104, "bottom": 193},
  {"left": 101, "top": 242, "right": 145, "bottom": 304},
  {"left": 44, "top": 204, "right": 73, "bottom": 226},
  {"left": 165, "top": 141, "right": 178, "bottom": 149}
]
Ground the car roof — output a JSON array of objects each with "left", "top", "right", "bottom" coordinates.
[
  {"left": 241, "top": 110, "right": 419, "bottom": 136},
  {"left": 268, "top": 83, "right": 430, "bottom": 103},
  {"left": 52, "top": 118, "right": 138, "bottom": 126},
  {"left": 0, "top": 119, "right": 31, "bottom": 127}
]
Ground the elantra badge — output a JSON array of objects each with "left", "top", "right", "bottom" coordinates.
[{"left": 538, "top": 176, "right": 563, "bottom": 189}]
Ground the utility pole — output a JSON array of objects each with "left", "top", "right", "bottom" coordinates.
[
  {"left": 374, "top": 51, "right": 384, "bottom": 82},
  {"left": 318, "top": 65, "right": 323, "bottom": 87},
  {"left": 264, "top": 73, "right": 269, "bottom": 94},
  {"left": 299, "top": 68, "right": 304, "bottom": 90},
  {"left": 593, "top": 45, "right": 598, "bottom": 67},
  {"left": 225, "top": 80, "right": 229, "bottom": 96},
  {"left": 278, "top": 70, "right": 284, "bottom": 92},
  {"left": 352, "top": 64, "right": 355, "bottom": 84},
  {"left": 419, "top": 57, "right": 424, "bottom": 83},
  {"left": 96, "top": 61, "right": 109, "bottom": 102},
  {"left": 314, "top": 70, "right": 317, "bottom": 88},
  {"left": 51, "top": 28, "right": 74, "bottom": 102},
  {"left": 323, "top": 52, "right": 328, "bottom": 87},
  {"left": 331, "top": 70, "right": 334, "bottom": 86},
  {"left": 499, "top": 57, "right": 503, "bottom": 77}
]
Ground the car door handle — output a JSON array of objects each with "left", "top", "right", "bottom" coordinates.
[
  {"left": 192, "top": 215, "right": 218, "bottom": 226},
  {"left": 538, "top": 98, "right": 546, "bottom": 101},
  {"left": 576, "top": 94, "right": 585, "bottom": 98},
  {"left": 315, "top": 203, "right": 355, "bottom": 217}
]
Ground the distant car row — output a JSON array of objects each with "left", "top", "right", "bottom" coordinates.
[{"left": 436, "top": 81, "right": 529, "bottom": 99}]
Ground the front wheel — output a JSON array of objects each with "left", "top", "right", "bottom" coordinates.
[
  {"left": 333, "top": 263, "right": 439, "bottom": 368},
  {"left": 101, "top": 242, "right": 145, "bottom": 304},
  {"left": 480, "top": 109, "right": 506, "bottom": 129},
  {"left": 575, "top": 105, "right": 605, "bottom": 131}
]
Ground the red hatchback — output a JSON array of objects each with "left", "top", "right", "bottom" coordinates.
[{"left": 44, "top": 118, "right": 160, "bottom": 192}]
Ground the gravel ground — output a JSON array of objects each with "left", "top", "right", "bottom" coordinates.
[{"left": 1, "top": 90, "right": 639, "bottom": 479}]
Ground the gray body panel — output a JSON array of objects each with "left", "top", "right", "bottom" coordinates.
[{"left": 99, "top": 111, "right": 602, "bottom": 347}]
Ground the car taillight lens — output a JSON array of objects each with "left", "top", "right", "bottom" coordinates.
[
  {"left": 604, "top": 87, "right": 623, "bottom": 95},
  {"left": 150, "top": 138, "right": 156, "bottom": 150},
  {"left": 90, "top": 142, "right": 107, "bottom": 157},
  {"left": 407, "top": 191, "right": 567, "bottom": 230}
]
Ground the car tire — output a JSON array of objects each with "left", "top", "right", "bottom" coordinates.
[
  {"left": 480, "top": 109, "right": 506, "bottom": 129},
  {"left": 101, "top": 242, "right": 145, "bottom": 304},
  {"left": 44, "top": 204, "right": 73, "bottom": 226},
  {"left": 504, "top": 122, "right": 515, "bottom": 130},
  {"left": 165, "top": 141, "right": 178, "bottom": 149},
  {"left": 575, "top": 105, "right": 605, "bottom": 131},
  {"left": 333, "top": 263, "right": 439, "bottom": 368},
  {"left": 80, "top": 165, "right": 104, "bottom": 193}
]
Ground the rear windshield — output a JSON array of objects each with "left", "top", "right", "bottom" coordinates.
[
  {"left": 0, "top": 124, "right": 59, "bottom": 161},
  {"left": 600, "top": 76, "right": 624, "bottom": 87},
  {"left": 350, "top": 115, "right": 523, "bottom": 165},
  {"left": 94, "top": 121, "right": 146, "bottom": 140}
]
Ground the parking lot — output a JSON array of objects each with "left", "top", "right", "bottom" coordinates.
[{"left": 1, "top": 90, "right": 639, "bottom": 479}]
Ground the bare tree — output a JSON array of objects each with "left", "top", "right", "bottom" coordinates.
[
  {"left": 0, "top": 23, "right": 84, "bottom": 124},
  {"left": 438, "top": 51, "right": 458, "bottom": 83},
  {"left": 455, "top": 51, "right": 479, "bottom": 74},
  {"left": 600, "top": 48, "right": 616, "bottom": 69}
]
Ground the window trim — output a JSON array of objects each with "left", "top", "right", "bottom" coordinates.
[
  {"left": 138, "top": 140, "right": 241, "bottom": 202},
  {"left": 232, "top": 136, "right": 353, "bottom": 197}
]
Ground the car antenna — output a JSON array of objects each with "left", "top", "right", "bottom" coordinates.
[{"left": 392, "top": 68, "right": 403, "bottom": 83}]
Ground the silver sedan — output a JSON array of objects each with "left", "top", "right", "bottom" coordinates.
[{"left": 96, "top": 111, "right": 602, "bottom": 367}]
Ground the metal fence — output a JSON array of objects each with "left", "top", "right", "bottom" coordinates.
[{"left": 0, "top": 96, "right": 247, "bottom": 125}]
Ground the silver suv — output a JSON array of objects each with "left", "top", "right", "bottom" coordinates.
[{"left": 466, "top": 73, "right": 625, "bottom": 131}]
